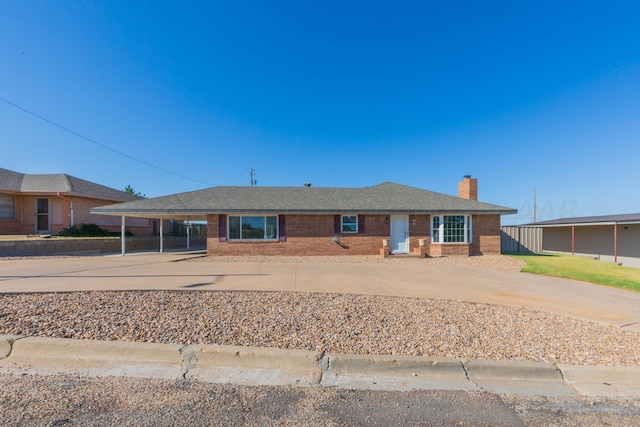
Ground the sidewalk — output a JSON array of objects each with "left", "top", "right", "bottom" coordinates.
[{"left": 1, "top": 335, "right": 639, "bottom": 397}]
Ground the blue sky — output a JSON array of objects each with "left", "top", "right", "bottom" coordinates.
[{"left": 1, "top": 1, "right": 638, "bottom": 225}]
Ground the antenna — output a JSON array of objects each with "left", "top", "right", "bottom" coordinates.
[{"left": 250, "top": 168, "right": 257, "bottom": 186}]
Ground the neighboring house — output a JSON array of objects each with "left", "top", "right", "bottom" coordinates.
[
  {"left": 0, "top": 167, "right": 153, "bottom": 235},
  {"left": 530, "top": 214, "right": 640, "bottom": 268},
  {"left": 91, "top": 176, "right": 517, "bottom": 257}
]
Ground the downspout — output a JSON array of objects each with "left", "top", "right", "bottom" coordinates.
[
  {"left": 56, "top": 193, "right": 74, "bottom": 227},
  {"left": 121, "top": 216, "right": 126, "bottom": 256},
  {"left": 160, "top": 218, "right": 164, "bottom": 253}
]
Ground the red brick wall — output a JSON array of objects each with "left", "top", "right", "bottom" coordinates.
[
  {"left": 470, "top": 215, "right": 501, "bottom": 254},
  {"left": 430, "top": 243, "right": 471, "bottom": 256},
  {"left": 206, "top": 213, "right": 502, "bottom": 257},
  {"left": 207, "top": 214, "right": 393, "bottom": 256},
  {"left": 0, "top": 195, "right": 156, "bottom": 236},
  {"left": 428, "top": 214, "right": 501, "bottom": 256},
  {"left": 409, "top": 215, "right": 430, "bottom": 255}
]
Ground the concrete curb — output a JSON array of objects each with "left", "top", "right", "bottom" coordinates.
[
  {"left": 559, "top": 364, "right": 640, "bottom": 397},
  {"left": 1, "top": 336, "right": 639, "bottom": 396},
  {"left": 321, "top": 353, "right": 473, "bottom": 391},
  {"left": 181, "top": 344, "right": 323, "bottom": 386},
  {"left": 464, "top": 359, "right": 573, "bottom": 396}
]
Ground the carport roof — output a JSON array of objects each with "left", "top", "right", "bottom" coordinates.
[
  {"left": 90, "top": 182, "right": 517, "bottom": 219},
  {"left": 527, "top": 213, "right": 640, "bottom": 227}
]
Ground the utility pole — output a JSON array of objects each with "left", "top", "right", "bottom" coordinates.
[{"left": 250, "top": 168, "right": 257, "bottom": 186}]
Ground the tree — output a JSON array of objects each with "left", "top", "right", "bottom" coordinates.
[{"left": 124, "top": 184, "right": 146, "bottom": 198}]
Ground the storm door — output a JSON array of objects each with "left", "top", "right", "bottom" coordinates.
[
  {"left": 390, "top": 215, "right": 409, "bottom": 254},
  {"left": 36, "top": 198, "right": 50, "bottom": 233}
]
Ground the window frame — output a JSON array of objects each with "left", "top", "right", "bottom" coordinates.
[
  {"left": 431, "top": 215, "right": 472, "bottom": 244},
  {"left": 227, "top": 214, "right": 279, "bottom": 241},
  {"left": 0, "top": 194, "right": 16, "bottom": 220},
  {"left": 341, "top": 215, "right": 358, "bottom": 234}
]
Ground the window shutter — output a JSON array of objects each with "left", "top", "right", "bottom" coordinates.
[
  {"left": 334, "top": 215, "right": 341, "bottom": 233},
  {"left": 218, "top": 215, "right": 227, "bottom": 242},
  {"left": 358, "top": 215, "right": 365, "bottom": 234},
  {"left": 278, "top": 215, "right": 287, "bottom": 242}
]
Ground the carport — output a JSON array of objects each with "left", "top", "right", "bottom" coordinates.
[
  {"left": 91, "top": 199, "right": 208, "bottom": 255},
  {"left": 533, "top": 213, "right": 640, "bottom": 267}
]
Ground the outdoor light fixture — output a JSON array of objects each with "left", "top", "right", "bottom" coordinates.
[{"left": 385, "top": 216, "right": 389, "bottom": 225}]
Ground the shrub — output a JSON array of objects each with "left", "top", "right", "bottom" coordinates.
[{"left": 58, "top": 224, "right": 133, "bottom": 237}]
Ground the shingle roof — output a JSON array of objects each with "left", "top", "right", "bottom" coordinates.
[
  {"left": 0, "top": 167, "right": 139, "bottom": 202},
  {"left": 90, "top": 182, "right": 517, "bottom": 218},
  {"left": 529, "top": 213, "right": 640, "bottom": 226}
]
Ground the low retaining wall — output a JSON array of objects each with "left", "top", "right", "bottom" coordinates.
[{"left": 0, "top": 237, "right": 206, "bottom": 257}]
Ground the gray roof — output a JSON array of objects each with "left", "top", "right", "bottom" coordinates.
[
  {"left": 0, "top": 167, "right": 139, "bottom": 202},
  {"left": 90, "top": 182, "right": 517, "bottom": 219},
  {"left": 529, "top": 213, "right": 640, "bottom": 227}
]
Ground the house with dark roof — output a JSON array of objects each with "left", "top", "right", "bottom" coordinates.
[
  {"left": 91, "top": 176, "right": 517, "bottom": 257},
  {"left": 530, "top": 214, "right": 640, "bottom": 268},
  {"left": 0, "top": 167, "right": 154, "bottom": 235}
]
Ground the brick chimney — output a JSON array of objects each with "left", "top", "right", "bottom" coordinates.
[{"left": 458, "top": 175, "right": 478, "bottom": 200}]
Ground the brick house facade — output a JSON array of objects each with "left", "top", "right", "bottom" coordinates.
[
  {"left": 0, "top": 168, "right": 155, "bottom": 236},
  {"left": 92, "top": 176, "right": 516, "bottom": 257}
]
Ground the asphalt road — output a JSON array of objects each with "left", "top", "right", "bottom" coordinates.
[{"left": 2, "top": 373, "right": 639, "bottom": 426}]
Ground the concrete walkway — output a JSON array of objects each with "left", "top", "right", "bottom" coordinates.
[{"left": 1, "top": 251, "right": 639, "bottom": 329}]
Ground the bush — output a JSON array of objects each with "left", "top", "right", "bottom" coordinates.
[{"left": 58, "top": 224, "right": 133, "bottom": 237}]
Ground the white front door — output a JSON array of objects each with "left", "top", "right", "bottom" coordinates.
[{"left": 390, "top": 215, "right": 409, "bottom": 254}]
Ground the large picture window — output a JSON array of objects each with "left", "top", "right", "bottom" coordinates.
[
  {"left": 228, "top": 215, "right": 278, "bottom": 240},
  {"left": 0, "top": 194, "right": 16, "bottom": 219},
  {"left": 431, "top": 215, "right": 472, "bottom": 243}
]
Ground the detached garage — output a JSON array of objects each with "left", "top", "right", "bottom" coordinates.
[{"left": 534, "top": 214, "right": 640, "bottom": 268}]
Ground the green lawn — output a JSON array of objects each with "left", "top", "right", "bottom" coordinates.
[{"left": 507, "top": 253, "right": 640, "bottom": 292}]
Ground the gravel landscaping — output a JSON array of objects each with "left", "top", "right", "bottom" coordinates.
[
  {"left": 1, "top": 254, "right": 638, "bottom": 367},
  {"left": 1, "top": 290, "right": 638, "bottom": 367}
]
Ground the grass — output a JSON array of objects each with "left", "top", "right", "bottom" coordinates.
[{"left": 507, "top": 253, "right": 640, "bottom": 292}]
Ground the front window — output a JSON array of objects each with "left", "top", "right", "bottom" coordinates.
[
  {"left": 341, "top": 215, "right": 358, "bottom": 233},
  {"left": 228, "top": 215, "right": 278, "bottom": 240},
  {"left": 0, "top": 194, "right": 16, "bottom": 219},
  {"left": 431, "top": 215, "right": 472, "bottom": 243}
]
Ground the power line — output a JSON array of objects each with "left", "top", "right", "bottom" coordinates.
[{"left": 0, "top": 96, "right": 214, "bottom": 186}]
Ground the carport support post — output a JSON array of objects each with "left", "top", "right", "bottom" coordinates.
[
  {"left": 571, "top": 225, "right": 575, "bottom": 256},
  {"left": 614, "top": 223, "right": 618, "bottom": 264},
  {"left": 186, "top": 220, "right": 190, "bottom": 250},
  {"left": 159, "top": 219, "right": 164, "bottom": 253},
  {"left": 121, "top": 216, "right": 126, "bottom": 256}
]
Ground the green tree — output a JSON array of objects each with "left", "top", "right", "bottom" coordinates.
[{"left": 124, "top": 184, "right": 146, "bottom": 198}]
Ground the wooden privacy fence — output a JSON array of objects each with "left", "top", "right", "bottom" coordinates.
[{"left": 500, "top": 226, "right": 542, "bottom": 254}]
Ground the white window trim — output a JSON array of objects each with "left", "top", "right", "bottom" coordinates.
[
  {"left": 341, "top": 214, "right": 358, "bottom": 234},
  {"left": 431, "top": 214, "right": 473, "bottom": 244},
  {"left": 227, "top": 214, "right": 279, "bottom": 241}
]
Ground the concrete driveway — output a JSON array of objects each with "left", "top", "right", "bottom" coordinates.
[{"left": 1, "top": 251, "right": 639, "bottom": 330}]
